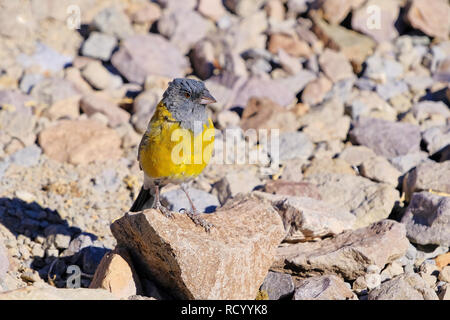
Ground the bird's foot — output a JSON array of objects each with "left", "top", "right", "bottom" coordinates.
[
  {"left": 155, "top": 202, "right": 174, "bottom": 219},
  {"left": 180, "top": 209, "right": 214, "bottom": 232}
]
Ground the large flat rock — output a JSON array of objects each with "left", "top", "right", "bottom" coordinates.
[{"left": 111, "top": 198, "right": 285, "bottom": 299}]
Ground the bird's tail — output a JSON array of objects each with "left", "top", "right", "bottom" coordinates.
[{"left": 129, "top": 186, "right": 155, "bottom": 212}]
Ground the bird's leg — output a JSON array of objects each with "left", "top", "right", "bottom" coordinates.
[
  {"left": 180, "top": 184, "right": 214, "bottom": 232},
  {"left": 154, "top": 185, "right": 173, "bottom": 218}
]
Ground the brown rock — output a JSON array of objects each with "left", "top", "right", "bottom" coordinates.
[
  {"left": 303, "top": 157, "right": 356, "bottom": 177},
  {"left": 38, "top": 119, "right": 122, "bottom": 165},
  {"left": 360, "top": 156, "right": 401, "bottom": 186},
  {"left": 322, "top": 0, "right": 365, "bottom": 25},
  {"left": 89, "top": 248, "right": 142, "bottom": 299},
  {"left": 111, "top": 198, "right": 285, "bottom": 299},
  {"left": 197, "top": 0, "right": 227, "bottom": 21},
  {"left": 338, "top": 145, "right": 377, "bottom": 166},
  {"left": 406, "top": 0, "right": 450, "bottom": 40},
  {"left": 301, "top": 76, "right": 332, "bottom": 106},
  {"left": 268, "top": 33, "right": 312, "bottom": 58},
  {"left": 252, "top": 191, "right": 356, "bottom": 242},
  {"left": 435, "top": 252, "right": 450, "bottom": 269},
  {"left": 265, "top": 0, "right": 285, "bottom": 21},
  {"left": 293, "top": 275, "right": 354, "bottom": 300},
  {"left": 273, "top": 220, "right": 409, "bottom": 280},
  {"left": 318, "top": 49, "right": 354, "bottom": 83},
  {"left": 264, "top": 180, "right": 322, "bottom": 200},
  {"left": 240, "top": 97, "right": 298, "bottom": 133},
  {"left": 80, "top": 92, "right": 130, "bottom": 127}
]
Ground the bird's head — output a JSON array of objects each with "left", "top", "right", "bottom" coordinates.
[{"left": 163, "top": 78, "right": 216, "bottom": 107}]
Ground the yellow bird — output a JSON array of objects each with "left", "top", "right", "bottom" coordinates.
[{"left": 130, "top": 78, "right": 216, "bottom": 231}]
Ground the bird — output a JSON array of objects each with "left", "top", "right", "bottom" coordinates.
[{"left": 130, "top": 78, "right": 216, "bottom": 231}]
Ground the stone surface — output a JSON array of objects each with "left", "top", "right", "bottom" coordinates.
[
  {"left": 260, "top": 271, "right": 294, "bottom": 300},
  {"left": 403, "top": 161, "right": 450, "bottom": 201},
  {"left": 81, "top": 61, "right": 122, "bottom": 91},
  {"left": 214, "top": 170, "right": 262, "bottom": 204},
  {"left": 111, "top": 34, "right": 189, "bottom": 84},
  {"left": 161, "top": 187, "right": 220, "bottom": 214},
  {"left": 198, "top": 0, "right": 227, "bottom": 21},
  {"left": 81, "top": 32, "right": 117, "bottom": 61},
  {"left": 389, "top": 152, "right": 429, "bottom": 175},
  {"left": 301, "top": 76, "right": 333, "bottom": 106},
  {"left": 111, "top": 198, "right": 285, "bottom": 299},
  {"left": 0, "top": 240, "right": 9, "bottom": 280},
  {"left": 305, "top": 173, "right": 400, "bottom": 228},
  {"left": 346, "top": 90, "right": 397, "bottom": 122},
  {"left": 80, "top": 92, "right": 130, "bottom": 127},
  {"left": 253, "top": 191, "right": 356, "bottom": 242},
  {"left": 0, "top": 283, "right": 118, "bottom": 300},
  {"left": 92, "top": 6, "right": 134, "bottom": 40},
  {"left": 38, "top": 119, "right": 122, "bottom": 165},
  {"left": 268, "top": 33, "right": 312, "bottom": 58},
  {"left": 278, "top": 132, "right": 314, "bottom": 162},
  {"left": 350, "top": 118, "right": 422, "bottom": 158},
  {"left": 401, "top": 192, "right": 450, "bottom": 247},
  {"left": 273, "top": 220, "right": 409, "bottom": 280},
  {"left": 318, "top": 49, "right": 354, "bottom": 83},
  {"left": 338, "top": 145, "right": 377, "bottom": 166},
  {"left": 368, "top": 273, "right": 439, "bottom": 300},
  {"left": 406, "top": 0, "right": 450, "bottom": 39},
  {"left": 293, "top": 275, "right": 354, "bottom": 300},
  {"left": 89, "top": 248, "right": 142, "bottom": 299},
  {"left": 422, "top": 125, "right": 450, "bottom": 155},
  {"left": 263, "top": 180, "right": 321, "bottom": 200},
  {"left": 360, "top": 156, "right": 401, "bottom": 186}
]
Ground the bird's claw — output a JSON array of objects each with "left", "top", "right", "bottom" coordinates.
[
  {"left": 156, "top": 203, "right": 174, "bottom": 219},
  {"left": 180, "top": 208, "right": 214, "bottom": 232}
]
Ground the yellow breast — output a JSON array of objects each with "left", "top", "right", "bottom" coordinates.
[{"left": 139, "top": 101, "right": 215, "bottom": 181}]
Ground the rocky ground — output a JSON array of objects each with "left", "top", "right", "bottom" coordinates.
[{"left": 0, "top": 0, "right": 449, "bottom": 300}]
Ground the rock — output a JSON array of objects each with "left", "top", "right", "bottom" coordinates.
[
  {"left": 403, "top": 161, "right": 450, "bottom": 201},
  {"left": 161, "top": 187, "right": 220, "bottom": 214},
  {"left": 389, "top": 152, "right": 429, "bottom": 175},
  {"left": 81, "top": 246, "right": 109, "bottom": 275},
  {"left": 240, "top": 97, "right": 298, "bottom": 133},
  {"left": 263, "top": 180, "right": 321, "bottom": 200},
  {"left": 89, "top": 247, "right": 142, "bottom": 299},
  {"left": 401, "top": 192, "right": 450, "bottom": 247},
  {"left": 190, "top": 40, "right": 216, "bottom": 80},
  {"left": 16, "top": 43, "right": 73, "bottom": 74},
  {"left": 301, "top": 76, "right": 333, "bottom": 106},
  {"left": 0, "top": 240, "right": 9, "bottom": 280},
  {"left": 0, "top": 90, "right": 34, "bottom": 115},
  {"left": 360, "top": 156, "right": 401, "bottom": 186},
  {"left": 265, "top": 0, "right": 285, "bottom": 21},
  {"left": 260, "top": 271, "right": 294, "bottom": 300},
  {"left": 346, "top": 90, "right": 397, "bottom": 122},
  {"left": 80, "top": 92, "right": 130, "bottom": 127},
  {"left": 53, "top": 234, "right": 71, "bottom": 250},
  {"left": 214, "top": 170, "right": 262, "bottom": 204},
  {"left": 224, "top": 0, "right": 267, "bottom": 17},
  {"left": 321, "top": 0, "right": 361, "bottom": 24},
  {"left": 293, "top": 275, "right": 354, "bottom": 300},
  {"left": 81, "top": 32, "right": 117, "bottom": 61},
  {"left": 81, "top": 61, "right": 122, "bottom": 91},
  {"left": 9, "top": 145, "right": 41, "bottom": 167},
  {"left": 278, "top": 132, "right": 314, "bottom": 162},
  {"left": 376, "top": 80, "right": 409, "bottom": 101},
  {"left": 158, "top": 9, "right": 213, "bottom": 54},
  {"left": 434, "top": 57, "right": 450, "bottom": 82},
  {"left": 406, "top": 0, "right": 450, "bottom": 40},
  {"left": 305, "top": 173, "right": 400, "bottom": 228},
  {"left": 0, "top": 283, "right": 117, "bottom": 300},
  {"left": 131, "top": 89, "right": 163, "bottom": 133},
  {"left": 338, "top": 145, "right": 377, "bottom": 167},
  {"left": 352, "top": 0, "right": 400, "bottom": 43},
  {"left": 303, "top": 157, "right": 356, "bottom": 177},
  {"left": 318, "top": 49, "right": 354, "bottom": 83},
  {"left": 92, "top": 6, "right": 134, "bottom": 40},
  {"left": 381, "top": 261, "right": 404, "bottom": 282},
  {"left": 268, "top": 33, "right": 312, "bottom": 58},
  {"left": 439, "top": 283, "right": 450, "bottom": 300},
  {"left": 197, "top": 0, "right": 227, "bottom": 21},
  {"left": 412, "top": 101, "right": 450, "bottom": 128},
  {"left": 311, "top": 14, "right": 375, "bottom": 72},
  {"left": 439, "top": 266, "right": 450, "bottom": 282},
  {"left": 422, "top": 125, "right": 450, "bottom": 155},
  {"left": 38, "top": 119, "right": 122, "bottom": 165},
  {"left": 129, "top": 1, "right": 162, "bottom": 24},
  {"left": 368, "top": 273, "right": 439, "bottom": 300},
  {"left": 252, "top": 191, "right": 356, "bottom": 242},
  {"left": 435, "top": 252, "right": 450, "bottom": 269},
  {"left": 111, "top": 198, "right": 285, "bottom": 299},
  {"left": 350, "top": 118, "right": 422, "bottom": 158},
  {"left": 365, "top": 273, "right": 381, "bottom": 290},
  {"left": 274, "top": 220, "right": 409, "bottom": 280},
  {"left": 111, "top": 34, "right": 189, "bottom": 84},
  {"left": 277, "top": 49, "right": 302, "bottom": 75}
]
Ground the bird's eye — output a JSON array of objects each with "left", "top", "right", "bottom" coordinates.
[{"left": 184, "top": 92, "right": 190, "bottom": 98}]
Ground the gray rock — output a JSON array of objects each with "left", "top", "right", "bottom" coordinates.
[
  {"left": 403, "top": 161, "right": 450, "bottom": 201},
  {"left": 368, "top": 273, "right": 439, "bottom": 300},
  {"left": 81, "top": 32, "right": 117, "bottom": 61},
  {"left": 260, "top": 271, "right": 294, "bottom": 300},
  {"left": 304, "top": 173, "right": 400, "bottom": 228},
  {"left": 278, "top": 132, "right": 314, "bottom": 162},
  {"left": 274, "top": 220, "right": 409, "bottom": 280},
  {"left": 389, "top": 152, "right": 429, "bottom": 174},
  {"left": 131, "top": 90, "right": 161, "bottom": 133},
  {"left": 350, "top": 117, "right": 422, "bottom": 158},
  {"left": 16, "top": 42, "right": 72, "bottom": 74},
  {"left": 376, "top": 80, "right": 409, "bottom": 100},
  {"left": 93, "top": 169, "right": 120, "bottom": 194},
  {"left": 338, "top": 145, "right": 377, "bottom": 167},
  {"left": 214, "top": 170, "right": 262, "bottom": 204},
  {"left": 363, "top": 55, "right": 404, "bottom": 81},
  {"left": 0, "top": 89, "right": 33, "bottom": 115},
  {"left": 92, "top": 7, "right": 134, "bottom": 40},
  {"left": 111, "top": 34, "right": 189, "bottom": 84},
  {"left": 293, "top": 275, "right": 354, "bottom": 300},
  {"left": 9, "top": 145, "right": 41, "bottom": 167},
  {"left": 161, "top": 187, "right": 220, "bottom": 214},
  {"left": 422, "top": 125, "right": 450, "bottom": 155},
  {"left": 360, "top": 156, "right": 401, "bottom": 186},
  {"left": 401, "top": 192, "right": 450, "bottom": 247}
]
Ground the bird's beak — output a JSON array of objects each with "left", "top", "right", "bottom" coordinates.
[{"left": 200, "top": 91, "right": 217, "bottom": 105}]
